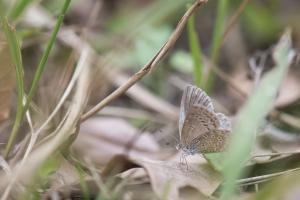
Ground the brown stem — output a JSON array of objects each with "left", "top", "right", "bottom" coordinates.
[
  {"left": 221, "top": 0, "right": 252, "bottom": 46},
  {"left": 80, "top": 0, "right": 208, "bottom": 122}
]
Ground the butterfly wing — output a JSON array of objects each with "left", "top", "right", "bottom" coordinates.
[
  {"left": 216, "top": 113, "right": 231, "bottom": 131},
  {"left": 190, "top": 129, "right": 230, "bottom": 153},
  {"left": 179, "top": 85, "right": 214, "bottom": 135},
  {"left": 180, "top": 105, "right": 219, "bottom": 144}
]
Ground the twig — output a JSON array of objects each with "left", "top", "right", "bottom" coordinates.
[
  {"left": 24, "top": 4, "right": 183, "bottom": 122},
  {"left": 202, "top": 56, "right": 248, "bottom": 99},
  {"left": 80, "top": 0, "right": 208, "bottom": 122},
  {"left": 237, "top": 167, "right": 300, "bottom": 184},
  {"left": 251, "top": 151, "right": 300, "bottom": 159},
  {"left": 270, "top": 110, "right": 300, "bottom": 130},
  {"left": 221, "top": 0, "right": 251, "bottom": 46},
  {"left": 209, "top": 0, "right": 253, "bottom": 95}
]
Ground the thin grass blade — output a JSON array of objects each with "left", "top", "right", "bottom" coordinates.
[{"left": 220, "top": 30, "right": 295, "bottom": 200}]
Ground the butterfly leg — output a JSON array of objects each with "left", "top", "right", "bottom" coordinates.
[
  {"left": 179, "top": 152, "right": 183, "bottom": 165},
  {"left": 183, "top": 155, "right": 189, "bottom": 171}
]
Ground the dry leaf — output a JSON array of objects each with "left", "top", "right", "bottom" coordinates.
[
  {"left": 72, "top": 117, "right": 160, "bottom": 166},
  {"left": 50, "top": 156, "right": 81, "bottom": 190},
  {"left": 275, "top": 70, "right": 300, "bottom": 107},
  {"left": 261, "top": 124, "right": 300, "bottom": 155},
  {"left": 230, "top": 67, "right": 300, "bottom": 109},
  {"left": 112, "top": 71, "right": 179, "bottom": 121},
  {"left": 0, "top": 34, "right": 15, "bottom": 122},
  {"left": 102, "top": 155, "right": 220, "bottom": 200},
  {"left": 133, "top": 158, "right": 222, "bottom": 200}
]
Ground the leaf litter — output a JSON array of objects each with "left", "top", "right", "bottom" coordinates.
[{"left": 1, "top": 1, "right": 300, "bottom": 199}]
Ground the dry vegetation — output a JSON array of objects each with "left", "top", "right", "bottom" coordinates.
[{"left": 0, "top": 0, "right": 300, "bottom": 199}]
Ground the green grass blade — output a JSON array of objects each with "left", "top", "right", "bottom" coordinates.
[
  {"left": 187, "top": 10, "right": 203, "bottom": 87},
  {"left": 0, "top": 0, "right": 5, "bottom": 18},
  {"left": 3, "top": 0, "right": 71, "bottom": 159},
  {"left": 206, "top": 0, "right": 229, "bottom": 93},
  {"left": 8, "top": 0, "right": 36, "bottom": 21},
  {"left": 75, "top": 163, "right": 91, "bottom": 200},
  {"left": 220, "top": 30, "right": 295, "bottom": 200},
  {"left": 24, "top": 0, "right": 71, "bottom": 113},
  {"left": 1, "top": 18, "right": 25, "bottom": 159}
]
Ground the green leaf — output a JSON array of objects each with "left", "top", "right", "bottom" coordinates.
[
  {"left": 220, "top": 30, "right": 295, "bottom": 200},
  {"left": 8, "top": 0, "right": 36, "bottom": 21},
  {"left": 1, "top": 17, "right": 25, "bottom": 159},
  {"left": 187, "top": 10, "right": 203, "bottom": 87},
  {"left": 169, "top": 50, "right": 193, "bottom": 74},
  {"left": 206, "top": 0, "right": 229, "bottom": 93},
  {"left": 4, "top": 0, "right": 72, "bottom": 159},
  {"left": 134, "top": 26, "right": 171, "bottom": 66}
]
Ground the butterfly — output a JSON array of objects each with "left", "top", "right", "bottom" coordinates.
[{"left": 176, "top": 85, "right": 231, "bottom": 156}]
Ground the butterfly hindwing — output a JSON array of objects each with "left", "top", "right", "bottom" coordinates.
[
  {"left": 191, "top": 129, "right": 230, "bottom": 153},
  {"left": 216, "top": 113, "right": 231, "bottom": 131},
  {"left": 180, "top": 105, "right": 219, "bottom": 145}
]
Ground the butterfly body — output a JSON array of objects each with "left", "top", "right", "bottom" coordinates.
[
  {"left": 176, "top": 143, "right": 198, "bottom": 156},
  {"left": 178, "top": 85, "right": 231, "bottom": 155}
]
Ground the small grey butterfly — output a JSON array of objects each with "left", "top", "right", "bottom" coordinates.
[{"left": 176, "top": 85, "right": 231, "bottom": 156}]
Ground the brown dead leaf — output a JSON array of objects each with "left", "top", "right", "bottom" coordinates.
[
  {"left": 101, "top": 155, "right": 220, "bottom": 200},
  {"left": 133, "top": 158, "right": 222, "bottom": 200},
  {"left": 0, "top": 34, "right": 15, "bottom": 122},
  {"left": 72, "top": 117, "right": 160, "bottom": 166},
  {"left": 230, "top": 67, "right": 300, "bottom": 110},
  {"left": 179, "top": 186, "right": 215, "bottom": 200},
  {"left": 50, "top": 156, "right": 82, "bottom": 190},
  {"left": 261, "top": 124, "right": 300, "bottom": 155},
  {"left": 275, "top": 69, "right": 300, "bottom": 107},
  {"left": 111, "top": 71, "right": 179, "bottom": 121}
]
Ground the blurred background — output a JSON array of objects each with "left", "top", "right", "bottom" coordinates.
[{"left": 1, "top": 0, "right": 300, "bottom": 199}]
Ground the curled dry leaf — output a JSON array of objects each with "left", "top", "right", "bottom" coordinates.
[
  {"left": 72, "top": 117, "right": 160, "bottom": 166},
  {"left": 260, "top": 124, "right": 300, "bottom": 156},
  {"left": 133, "top": 158, "right": 222, "bottom": 200},
  {"left": 50, "top": 156, "right": 81, "bottom": 190},
  {"left": 101, "top": 155, "right": 220, "bottom": 200},
  {"left": 275, "top": 69, "right": 300, "bottom": 107},
  {"left": 0, "top": 34, "right": 15, "bottom": 122},
  {"left": 230, "top": 63, "right": 300, "bottom": 110}
]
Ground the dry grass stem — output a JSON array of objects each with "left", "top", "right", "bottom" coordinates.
[
  {"left": 237, "top": 167, "right": 300, "bottom": 185},
  {"left": 0, "top": 48, "right": 91, "bottom": 199},
  {"left": 251, "top": 151, "right": 300, "bottom": 159},
  {"left": 221, "top": 0, "right": 252, "bottom": 46},
  {"left": 24, "top": 4, "right": 180, "bottom": 121},
  {"left": 80, "top": 0, "right": 208, "bottom": 122}
]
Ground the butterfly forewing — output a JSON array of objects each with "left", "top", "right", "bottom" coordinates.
[
  {"left": 180, "top": 106, "right": 219, "bottom": 145},
  {"left": 179, "top": 85, "right": 214, "bottom": 134}
]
